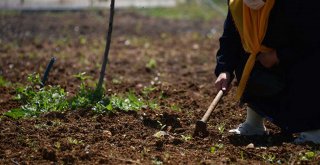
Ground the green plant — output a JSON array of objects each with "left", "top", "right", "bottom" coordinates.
[
  {"left": 93, "top": 91, "right": 161, "bottom": 114},
  {"left": 210, "top": 143, "right": 224, "bottom": 154},
  {"left": 78, "top": 35, "right": 87, "bottom": 45},
  {"left": 110, "top": 91, "right": 147, "bottom": 112},
  {"left": 152, "top": 158, "right": 163, "bottom": 165},
  {"left": 5, "top": 72, "right": 162, "bottom": 119},
  {"left": 216, "top": 122, "right": 226, "bottom": 134},
  {"left": 5, "top": 73, "right": 69, "bottom": 119},
  {"left": 0, "top": 76, "right": 10, "bottom": 87},
  {"left": 262, "top": 153, "right": 276, "bottom": 163},
  {"left": 141, "top": 147, "right": 150, "bottom": 157},
  {"left": 5, "top": 85, "right": 69, "bottom": 119},
  {"left": 181, "top": 135, "right": 193, "bottom": 142},
  {"left": 92, "top": 99, "right": 114, "bottom": 114},
  {"left": 159, "top": 91, "right": 168, "bottom": 99},
  {"left": 70, "top": 72, "right": 101, "bottom": 109},
  {"left": 146, "top": 58, "right": 157, "bottom": 70},
  {"left": 67, "top": 137, "right": 83, "bottom": 145},
  {"left": 74, "top": 72, "right": 92, "bottom": 82},
  {"left": 300, "top": 151, "right": 317, "bottom": 161},
  {"left": 240, "top": 150, "right": 245, "bottom": 160},
  {"left": 142, "top": 86, "right": 157, "bottom": 97},
  {"left": 54, "top": 141, "right": 61, "bottom": 150},
  {"left": 3, "top": 109, "right": 27, "bottom": 120},
  {"left": 147, "top": 100, "right": 160, "bottom": 110},
  {"left": 13, "top": 73, "right": 41, "bottom": 102},
  {"left": 69, "top": 84, "right": 95, "bottom": 109},
  {"left": 170, "top": 104, "right": 181, "bottom": 112},
  {"left": 27, "top": 72, "right": 42, "bottom": 86},
  {"left": 111, "top": 78, "right": 122, "bottom": 84},
  {"left": 34, "top": 123, "right": 50, "bottom": 130}
]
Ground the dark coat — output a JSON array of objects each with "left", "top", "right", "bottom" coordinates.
[{"left": 215, "top": 0, "right": 320, "bottom": 133}]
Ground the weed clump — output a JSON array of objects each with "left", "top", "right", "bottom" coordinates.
[
  {"left": 5, "top": 73, "right": 68, "bottom": 119},
  {"left": 4, "top": 72, "right": 158, "bottom": 119}
]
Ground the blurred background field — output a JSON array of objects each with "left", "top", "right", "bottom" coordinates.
[
  {"left": 0, "top": 0, "right": 227, "bottom": 15},
  {"left": 0, "top": 0, "right": 228, "bottom": 32}
]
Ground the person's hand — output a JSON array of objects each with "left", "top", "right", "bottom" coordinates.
[
  {"left": 215, "top": 72, "right": 231, "bottom": 93},
  {"left": 257, "top": 50, "right": 279, "bottom": 68}
]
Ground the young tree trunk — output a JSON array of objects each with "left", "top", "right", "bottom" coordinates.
[{"left": 95, "top": 0, "right": 115, "bottom": 98}]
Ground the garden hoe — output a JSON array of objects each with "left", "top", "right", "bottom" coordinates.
[{"left": 193, "top": 90, "right": 224, "bottom": 137}]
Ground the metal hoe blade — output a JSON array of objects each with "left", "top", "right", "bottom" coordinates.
[{"left": 193, "top": 90, "right": 223, "bottom": 137}]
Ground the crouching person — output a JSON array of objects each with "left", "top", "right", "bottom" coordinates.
[{"left": 214, "top": 0, "right": 320, "bottom": 143}]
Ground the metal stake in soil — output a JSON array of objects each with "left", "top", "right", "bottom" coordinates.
[
  {"left": 193, "top": 90, "right": 224, "bottom": 137},
  {"left": 40, "top": 57, "right": 56, "bottom": 88}
]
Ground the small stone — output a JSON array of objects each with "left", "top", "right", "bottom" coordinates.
[
  {"left": 192, "top": 44, "right": 199, "bottom": 50},
  {"left": 136, "top": 83, "right": 143, "bottom": 88},
  {"left": 102, "top": 130, "right": 112, "bottom": 138},
  {"left": 153, "top": 131, "right": 168, "bottom": 138},
  {"left": 246, "top": 143, "right": 254, "bottom": 149}
]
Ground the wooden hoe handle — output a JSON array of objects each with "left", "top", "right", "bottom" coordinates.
[{"left": 200, "top": 90, "right": 224, "bottom": 123}]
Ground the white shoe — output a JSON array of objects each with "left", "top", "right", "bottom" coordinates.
[
  {"left": 229, "top": 122, "right": 267, "bottom": 136},
  {"left": 294, "top": 130, "right": 320, "bottom": 144}
]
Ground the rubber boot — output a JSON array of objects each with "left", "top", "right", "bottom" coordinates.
[{"left": 229, "top": 106, "right": 267, "bottom": 136}]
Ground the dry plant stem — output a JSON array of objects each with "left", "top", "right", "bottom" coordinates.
[{"left": 96, "top": 0, "right": 115, "bottom": 94}]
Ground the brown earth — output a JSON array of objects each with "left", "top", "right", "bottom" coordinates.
[{"left": 0, "top": 10, "right": 319, "bottom": 164}]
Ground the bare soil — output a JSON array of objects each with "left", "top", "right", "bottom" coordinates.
[{"left": 0, "top": 10, "right": 319, "bottom": 164}]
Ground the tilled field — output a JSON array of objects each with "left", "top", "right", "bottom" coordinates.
[{"left": 0, "top": 10, "right": 319, "bottom": 164}]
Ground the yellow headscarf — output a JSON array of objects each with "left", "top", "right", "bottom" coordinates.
[{"left": 229, "top": 0, "right": 275, "bottom": 100}]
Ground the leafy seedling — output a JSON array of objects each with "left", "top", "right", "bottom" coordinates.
[
  {"left": 300, "top": 151, "right": 317, "bottom": 161},
  {"left": 262, "top": 153, "right": 276, "bottom": 163},
  {"left": 181, "top": 135, "right": 193, "bottom": 142},
  {"left": 0, "top": 76, "right": 10, "bottom": 87},
  {"left": 146, "top": 58, "right": 157, "bottom": 70},
  {"left": 210, "top": 143, "right": 224, "bottom": 154},
  {"left": 142, "top": 85, "right": 157, "bottom": 97},
  {"left": 216, "top": 122, "right": 226, "bottom": 134},
  {"left": 5, "top": 73, "right": 69, "bottom": 119}
]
